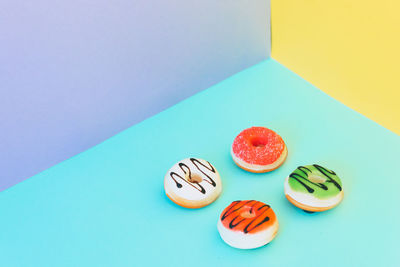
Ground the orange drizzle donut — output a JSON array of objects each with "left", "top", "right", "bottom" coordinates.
[
  {"left": 164, "top": 158, "right": 222, "bottom": 209},
  {"left": 217, "top": 200, "right": 279, "bottom": 249},
  {"left": 231, "top": 127, "right": 287, "bottom": 173}
]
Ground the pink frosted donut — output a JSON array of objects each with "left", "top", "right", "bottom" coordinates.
[{"left": 231, "top": 127, "right": 288, "bottom": 173}]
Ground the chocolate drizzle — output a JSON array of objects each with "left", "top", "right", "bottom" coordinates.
[
  {"left": 243, "top": 209, "right": 270, "bottom": 234},
  {"left": 229, "top": 216, "right": 246, "bottom": 229},
  {"left": 169, "top": 158, "right": 218, "bottom": 194},
  {"left": 289, "top": 164, "right": 342, "bottom": 194},
  {"left": 221, "top": 200, "right": 253, "bottom": 220},
  {"left": 221, "top": 200, "right": 271, "bottom": 234},
  {"left": 314, "top": 164, "right": 342, "bottom": 191},
  {"left": 298, "top": 166, "right": 312, "bottom": 176},
  {"left": 190, "top": 158, "right": 217, "bottom": 187}
]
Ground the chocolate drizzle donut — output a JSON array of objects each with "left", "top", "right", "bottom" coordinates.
[
  {"left": 288, "top": 164, "right": 342, "bottom": 198},
  {"left": 218, "top": 200, "right": 279, "bottom": 249},
  {"left": 284, "top": 164, "right": 344, "bottom": 212},
  {"left": 169, "top": 158, "right": 217, "bottom": 194},
  {"left": 220, "top": 200, "right": 272, "bottom": 234},
  {"left": 164, "top": 158, "right": 222, "bottom": 208}
]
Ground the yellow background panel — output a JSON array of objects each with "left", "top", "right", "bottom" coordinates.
[{"left": 271, "top": 0, "right": 400, "bottom": 134}]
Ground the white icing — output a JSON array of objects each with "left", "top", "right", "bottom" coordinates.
[
  {"left": 164, "top": 158, "right": 222, "bottom": 202},
  {"left": 284, "top": 176, "right": 344, "bottom": 208},
  {"left": 217, "top": 218, "right": 279, "bottom": 249}
]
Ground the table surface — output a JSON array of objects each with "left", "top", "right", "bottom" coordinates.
[{"left": 1, "top": 59, "right": 399, "bottom": 267}]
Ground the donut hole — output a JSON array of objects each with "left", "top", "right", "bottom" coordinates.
[
  {"left": 187, "top": 173, "right": 203, "bottom": 183},
  {"left": 240, "top": 210, "right": 256, "bottom": 219},
  {"left": 308, "top": 174, "right": 326, "bottom": 184},
  {"left": 250, "top": 137, "right": 268, "bottom": 147}
]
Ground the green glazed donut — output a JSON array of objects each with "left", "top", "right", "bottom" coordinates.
[
  {"left": 287, "top": 164, "right": 342, "bottom": 198},
  {"left": 284, "top": 164, "right": 344, "bottom": 212}
]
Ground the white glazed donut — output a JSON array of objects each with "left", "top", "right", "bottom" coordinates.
[
  {"left": 217, "top": 200, "right": 279, "bottom": 249},
  {"left": 164, "top": 158, "right": 222, "bottom": 208}
]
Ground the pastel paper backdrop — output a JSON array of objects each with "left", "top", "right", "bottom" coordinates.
[
  {"left": 271, "top": 0, "right": 400, "bottom": 134},
  {"left": 0, "top": 0, "right": 271, "bottom": 191},
  {"left": 1, "top": 59, "right": 399, "bottom": 266}
]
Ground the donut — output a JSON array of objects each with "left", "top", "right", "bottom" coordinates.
[
  {"left": 164, "top": 158, "right": 222, "bottom": 208},
  {"left": 231, "top": 127, "right": 287, "bottom": 173},
  {"left": 284, "top": 164, "right": 343, "bottom": 212},
  {"left": 217, "top": 200, "right": 279, "bottom": 249}
]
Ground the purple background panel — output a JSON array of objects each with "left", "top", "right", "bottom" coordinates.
[{"left": 0, "top": 0, "right": 270, "bottom": 191}]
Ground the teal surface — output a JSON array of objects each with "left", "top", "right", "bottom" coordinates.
[{"left": 1, "top": 59, "right": 399, "bottom": 267}]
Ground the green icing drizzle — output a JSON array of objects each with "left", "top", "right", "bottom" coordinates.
[{"left": 288, "top": 165, "right": 342, "bottom": 199}]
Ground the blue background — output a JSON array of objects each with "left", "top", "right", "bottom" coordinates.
[
  {"left": 1, "top": 59, "right": 399, "bottom": 266},
  {"left": 0, "top": 0, "right": 270, "bottom": 190}
]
